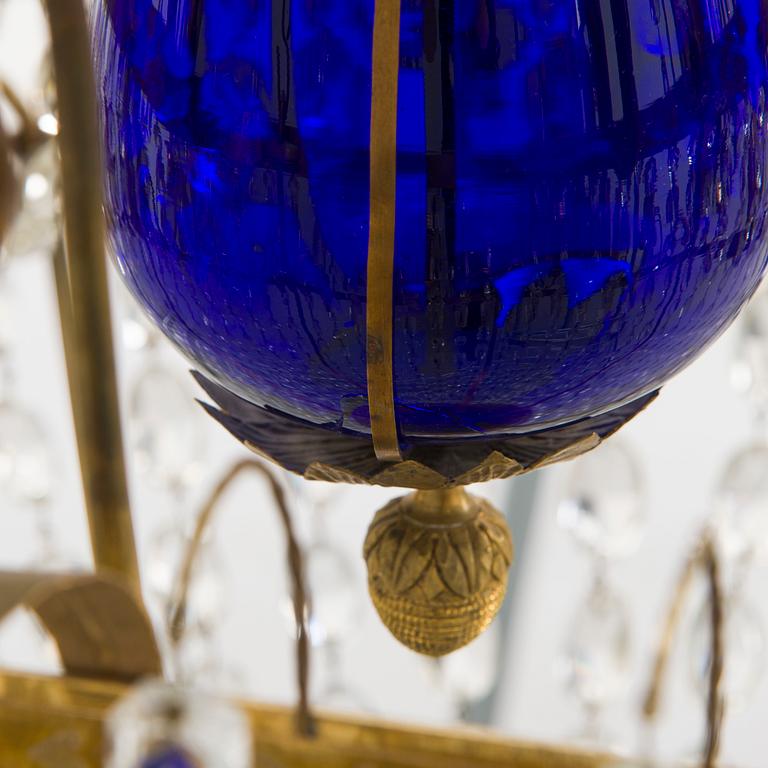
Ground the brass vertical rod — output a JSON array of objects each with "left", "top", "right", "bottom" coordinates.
[
  {"left": 43, "top": 0, "right": 141, "bottom": 596},
  {"left": 366, "top": 0, "right": 403, "bottom": 462}
]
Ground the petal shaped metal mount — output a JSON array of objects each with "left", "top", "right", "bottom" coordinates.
[{"left": 194, "top": 371, "right": 658, "bottom": 490}]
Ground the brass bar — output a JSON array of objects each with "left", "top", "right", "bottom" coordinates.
[
  {"left": 366, "top": 0, "right": 403, "bottom": 462},
  {"left": 43, "top": 0, "right": 141, "bottom": 596},
  {"left": 0, "top": 671, "right": 618, "bottom": 768}
]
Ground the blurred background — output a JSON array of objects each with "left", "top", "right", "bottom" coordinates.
[{"left": 1, "top": 1, "right": 768, "bottom": 766}]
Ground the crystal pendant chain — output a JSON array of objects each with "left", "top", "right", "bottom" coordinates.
[
  {"left": 685, "top": 288, "right": 768, "bottom": 725},
  {"left": 557, "top": 439, "right": 646, "bottom": 748},
  {"left": 121, "top": 296, "right": 227, "bottom": 685},
  {"left": 283, "top": 478, "right": 373, "bottom": 714}
]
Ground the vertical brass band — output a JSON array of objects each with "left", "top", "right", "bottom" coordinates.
[
  {"left": 367, "top": 0, "right": 403, "bottom": 462},
  {"left": 44, "top": 0, "right": 142, "bottom": 597}
]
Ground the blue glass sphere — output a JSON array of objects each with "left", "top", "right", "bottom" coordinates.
[{"left": 94, "top": 0, "right": 768, "bottom": 441}]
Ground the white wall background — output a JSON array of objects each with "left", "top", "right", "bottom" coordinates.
[{"left": 1, "top": 2, "right": 767, "bottom": 766}]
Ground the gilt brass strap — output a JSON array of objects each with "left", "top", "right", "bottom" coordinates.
[{"left": 367, "top": 0, "right": 403, "bottom": 462}]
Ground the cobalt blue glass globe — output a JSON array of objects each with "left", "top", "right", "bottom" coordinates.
[{"left": 94, "top": 0, "right": 768, "bottom": 441}]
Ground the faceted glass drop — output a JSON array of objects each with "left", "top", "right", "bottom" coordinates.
[
  {"left": 129, "top": 365, "right": 206, "bottom": 492},
  {"left": 439, "top": 622, "right": 500, "bottom": 709},
  {"left": 304, "top": 542, "right": 360, "bottom": 647},
  {"left": 0, "top": 402, "right": 51, "bottom": 504},
  {"left": 689, "top": 594, "right": 766, "bottom": 713},
  {"left": 146, "top": 523, "right": 224, "bottom": 639},
  {"left": 559, "top": 583, "right": 631, "bottom": 709},
  {"left": 731, "top": 286, "right": 768, "bottom": 406},
  {"left": 558, "top": 441, "right": 645, "bottom": 560},
  {"left": 713, "top": 443, "right": 768, "bottom": 565}
]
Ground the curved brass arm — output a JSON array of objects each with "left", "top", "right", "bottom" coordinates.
[
  {"left": 642, "top": 531, "right": 725, "bottom": 768},
  {"left": 168, "top": 458, "right": 316, "bottom": 738}
]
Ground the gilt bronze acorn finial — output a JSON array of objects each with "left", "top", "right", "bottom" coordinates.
[{"left": 363, "top": 488, "right": 513, "bottom": 657}]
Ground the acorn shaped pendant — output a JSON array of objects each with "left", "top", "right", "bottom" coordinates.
[{"left": 364, "top": 488, "right": 514, "bottom": 656}]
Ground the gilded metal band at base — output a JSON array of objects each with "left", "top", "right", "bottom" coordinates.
[
  {"left": 366, "top": 0, "right": 403, "bottom": 462},
  {"left": 0, "top": 671, "right": 617, "bottom": 768}
]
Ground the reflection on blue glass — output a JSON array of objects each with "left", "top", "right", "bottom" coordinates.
[{"left": 95, "top": 0, "right": 768, "bottom": 440}]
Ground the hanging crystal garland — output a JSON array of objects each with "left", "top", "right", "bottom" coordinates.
[
  {"left": 0, "top": 397, "right": 54, "bottom": 562},
  {"left": 281, "top": 478, "right": 373, "bottom": 714},
  {"left": 0, "top": 15, "right": 80, "bottom": 680},
  {"left": 689, "top": 590, "right": 765, "bottom": 715},
  {"left": 0, "top": 0, "right": 58, "bottom": 262},
  {"left": 0, "top": 60, "right": 72, "bottom": 570},
  {"left": 560, "top": 578, "right": 631, "bottom": 727},
  {"left": 0, "top": 241, "right": 59, "bottom": 568},
  {"left": 0, "top": 285, "right": 65, "bottom": 571},
  {"left": 716, "top": 285, "right": 768, "bottom": 570},
  {"left": 146, "top": 518, "right": 227, "bottom": 685},
  {"left": 683, "top": 289, "right": 768, "bottom": 720},
  {"left": 119, "top": 293, "right": 229, "bottom": 685},
  {"left": 556, "top": 439, "right": 646, "bottom": 746},
  {"left": 729, "top": 284, "right": 768, "bottom": 426},
  {"left": 712, "top": 444, "right": 768, "bottom": 577},
  {"left": 129, "top": 348, "right": 208, "bottom": 497},
  {"left": 432, "top": 618, "right": 502, "bottom": 721}
]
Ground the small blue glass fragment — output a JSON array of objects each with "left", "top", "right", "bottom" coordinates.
[
  {"left": 141, "top": 744, "right": 196, "bottom": 768},
  {"left": 94, "top": 0, "right": 768, "bottom": 440}
]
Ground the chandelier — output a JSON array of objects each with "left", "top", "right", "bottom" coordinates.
[{"left": 0, "top": 0, "right": 765, "bottom": 765}]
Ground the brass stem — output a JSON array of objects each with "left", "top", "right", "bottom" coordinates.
[
  {"left": 168, "top": 458, "right": 316, "bottom": 738},
  {"left": 408, "top": 488, "right": 477, "bottom": 524},
  {"left": 43, "top": 0, "right": 141, "bottom": 596}
]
